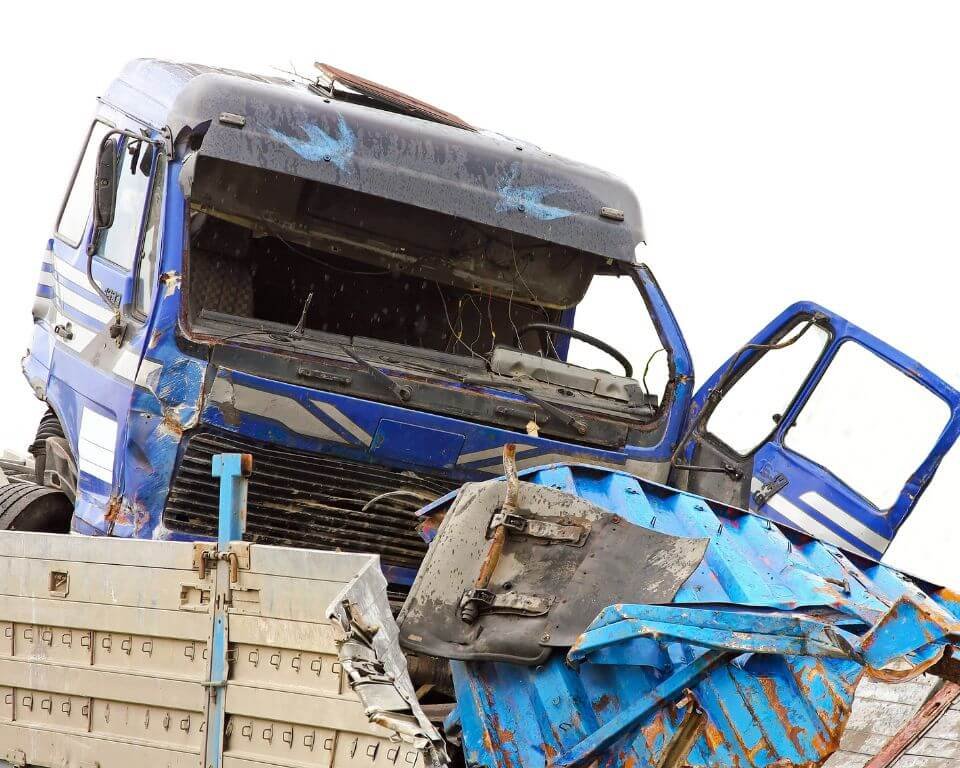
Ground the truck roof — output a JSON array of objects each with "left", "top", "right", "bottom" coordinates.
[{"left": 103, "top": 59, "right": 643, "bottom": 263}]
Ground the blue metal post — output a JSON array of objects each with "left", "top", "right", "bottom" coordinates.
[
  {"left": 204, "top": 452, "right": 252, "bottom": 768},
  {"left": 212, "top": 452, "right": 252, "bottom": 546}
]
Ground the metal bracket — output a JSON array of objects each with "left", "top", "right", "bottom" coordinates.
[
  {"left": 673, "top": 461, "right": 744, "bottom": 481},
  {"left": 459, "top": 588, "right": 554, "bottom": 619},
  {"left": 753, "top": 473, "right": 788, "bottom": 507},
  {"left": 489, "top": 510, "right": 587, "bottom": 545}
]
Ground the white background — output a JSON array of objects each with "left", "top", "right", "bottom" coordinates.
[{"left": 0, "top": 2, "right": 956, "bottom": 585}]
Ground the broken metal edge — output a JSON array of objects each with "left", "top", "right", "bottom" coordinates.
[{"left": 325, "top": 555, "right": 449, "bottom": 767}]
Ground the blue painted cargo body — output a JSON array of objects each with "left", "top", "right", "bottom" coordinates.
[{"left": 431, "top": 464, "right": 960, "bottom": 768}]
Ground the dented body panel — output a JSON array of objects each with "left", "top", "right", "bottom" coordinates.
[{"left": 406, "top": 463, "right": 960, "bottom": 768}]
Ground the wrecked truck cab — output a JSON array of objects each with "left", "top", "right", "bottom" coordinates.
[
  {"left": 23, "top": 58, "right": 960, "bottom": 589},
  {"left": 25, "top": 59, "right": 700, "bottom": 580}
]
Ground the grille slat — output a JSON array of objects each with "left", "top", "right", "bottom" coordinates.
[{"left": 164, "top": 430, "right": 459, "bottom": 569}]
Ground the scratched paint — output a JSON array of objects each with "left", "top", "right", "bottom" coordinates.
[
  {"left": 495, "top": 162, "right": 573, "bottom": 220},
  {"left": 267, "top": 115, "right": 356, "bottom": 173}
]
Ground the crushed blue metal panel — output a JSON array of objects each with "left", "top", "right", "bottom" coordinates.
[{"left": 431, "top": 463, "right": 960, "bottom": 768}]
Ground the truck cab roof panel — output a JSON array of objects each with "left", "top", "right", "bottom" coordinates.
[{"left": 104, "top": 59, "right": 644, "bottom": 263}]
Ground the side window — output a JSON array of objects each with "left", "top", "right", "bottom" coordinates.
[
  {"left": 783, "top": 341, "right": 950, "bottom": 509},
  {"left": 706, "top": 322, "right": 831, "bottom": 455},
  {"left": 134, "top": 156, "right": 167, "bottom": 316},
  {"left": 96, "top": 140, "right": 154, "bottom": 271},
  {"left": 56, "top": 121, "right": 112, "bottom": 247}
]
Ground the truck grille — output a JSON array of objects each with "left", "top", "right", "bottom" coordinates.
[{"left": 163, "top": 430, "right": 458, "bottom": 570}]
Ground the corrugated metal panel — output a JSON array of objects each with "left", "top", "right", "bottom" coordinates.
[{"left": 432, "top": 463, "right": 960, "bottom": 768}]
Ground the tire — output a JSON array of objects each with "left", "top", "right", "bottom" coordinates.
[
  {"left": 0, "top": 482, "right": 72, "bottom": 533},
  {"left": 29, "top": 409, "right": 66, "bottom": 485}
]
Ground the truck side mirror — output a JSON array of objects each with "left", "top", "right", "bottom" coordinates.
[{"left": 93, "top": 137, "right": 119, "bottom": 230}]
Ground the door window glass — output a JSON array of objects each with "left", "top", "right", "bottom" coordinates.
[
  {"left": 134, "top": 156, "right": 166, "bottom": 315},
  {"left": 784, "top": 341, "right": 950, "bottom": 509},
  {"left": 706, "top": 322, "right": 831, "bottom": 454},
  {"left": 56, "top": 121, "right": 112, "bottom": 247},
  {"left": 96, "top": 140, "right": 153, "bottom": 271}
]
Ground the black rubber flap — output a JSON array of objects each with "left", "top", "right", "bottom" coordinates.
[{"left": 398, "top": 480, "right": 708, "bottom": 665}]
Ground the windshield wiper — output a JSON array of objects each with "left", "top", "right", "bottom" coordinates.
[
  {"left": 463, "top": 376, "right": 588, "bottom": 436},
  {"left": 341, "top": 346, "right": 413, "bottom": 403}
]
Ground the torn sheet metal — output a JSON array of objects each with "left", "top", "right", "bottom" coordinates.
[
  {"left": 414, "top": 462, "right": 960, "bottom": 768},
  {"left": 398, "top": 478, "right": 708, "bottom": 665},
  {"left": 327, "top": 556, "right": 449, "bottom": 767}
]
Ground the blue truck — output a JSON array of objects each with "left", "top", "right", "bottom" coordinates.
[{"left": 12, "top": 59, "right": 960, "bottom": 767}]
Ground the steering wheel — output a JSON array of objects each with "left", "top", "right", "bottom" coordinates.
[{"left": 518, "top": 323, "right": 633, "bottom": 378}]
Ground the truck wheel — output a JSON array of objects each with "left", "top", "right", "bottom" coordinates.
[
  {"left": 0, "top": 483, "right": 72, "bottom": 533},
  {"left": 29, "top": 408, "right": 65, "bottom": 485}
]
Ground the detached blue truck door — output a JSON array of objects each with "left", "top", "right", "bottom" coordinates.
[
  {"left": 676, "top": 301, "right": 960, "bottom": 560},
  {"left": 44, "top": 111, "right": 167, "bottom": 534}
]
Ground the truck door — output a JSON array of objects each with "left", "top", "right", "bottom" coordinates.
[
  {"left": 46, "top": 119, "right": 167, "bottom": 533},
  {"left": 673, "top": 302, "right": 960, "bottom": 560}
]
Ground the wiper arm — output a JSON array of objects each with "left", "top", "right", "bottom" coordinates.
[
  {"left": 341, "top": 346, "right": 413, "bottom": 403},
  {"left": 463, "top": 376, "right": 588, "bottom": 436}
]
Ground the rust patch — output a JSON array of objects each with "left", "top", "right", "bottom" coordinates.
[
  {"left": 592, "top": 693, "right": 617, "bottom": 714},
  {"left": 159, "top": 410, "right": 185, "bottom": 439},
  {"left": 104, "top": 495, "right": 126, "bottom": 525}
]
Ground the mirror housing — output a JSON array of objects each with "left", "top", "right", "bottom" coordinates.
[{"left": 93, "top": 137, "right": 118, "bottom": 230}]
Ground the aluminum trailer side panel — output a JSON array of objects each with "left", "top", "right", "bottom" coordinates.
[{"left": 0, "top": 530, "right": 422, "bottom": 768}]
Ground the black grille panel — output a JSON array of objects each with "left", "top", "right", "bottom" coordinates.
[{"left": 164, "top": 430, "right": 459, "bottom": 570}]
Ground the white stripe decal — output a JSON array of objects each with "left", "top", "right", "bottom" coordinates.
[
  {"left": 53, "top": 255, "right": 93, "bottom": 289},
  {"left": 798, "top": 491, "right": 890, "bottom": 554},
  {"left": 458, "top": 443, "right": 538, "bottom": 465},
  {"left": 312, "top": 401, "right": 373, "bottom": 446},
  {"left": 225, "top": 384, "right": 346, "bottom": 444},
  {"left": 763, "top": 493, "right": 876, "bottom": 559},
  {"left": 48, "top": 304, "right": 99, "bottom": 354},
  {"left": 37, "top": 272, "right": 55, "bottom": 287},
  {"left": 55, "top": 276, "right": 113, "bottom": 323},
  {"left": 111, "top": 347, "right": 142, "bottom": 382},
  {"left": 78, "top": 458, "right": 112, "bottom": 483},
  {"left": 80, "top": 408, "right": 117, "bottom": 451},
  {"left": 78, "top": 407, "right": 116, "bottom": 484},
  {"left": 78, "top": 441, "right": 114, "bottom": 472}
]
